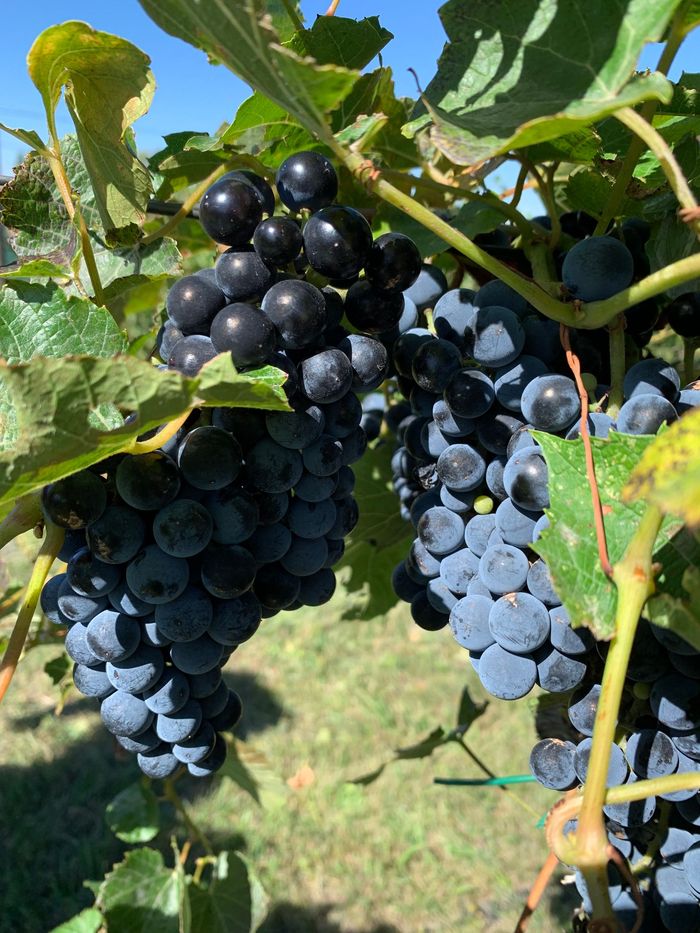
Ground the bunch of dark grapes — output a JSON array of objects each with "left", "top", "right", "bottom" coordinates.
[
  {"left": 38, "top": 151, "right": 421, "bottom": 780},
  {"left": 385, "top": 219, "right": 699, "bottom": 929}
]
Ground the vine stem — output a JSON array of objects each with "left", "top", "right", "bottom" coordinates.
[
  {"left": 593, "top": 6, "right": 688, "bottom": 236},
  {"left": 0, "top": 521, "right": 64, "bottom": 705},
  {"left": 0, "top": 493, "right": 42, "bottom": 552},
  {"left": 684, "top": 338, "right": 698, "bottom": 384},
  {"left": 130, "top": 410, "right": 193, "bottom": 455},
  {"left": 513, "top": 850, "right": 559, "bottom": 933},
  {"left": 573, "top": 504, "right": 663, "bottom": 929},
  {"left": 142, "top": 163, "right": 232, "bottom": 245},
  {"left": 163, "top": 777, "right": 214, "bottom": 854},
  {"left": 607, "top": 315, "right": 627, "bottom": 417},
  {"left": 282, "top": 0, "right": 305, "bottom": 30},
  {"left": 614, "top": 107, "right": 700, "bottom": 237}
]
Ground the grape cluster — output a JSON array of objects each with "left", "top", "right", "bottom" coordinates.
[
  {"left": 39, "top": 151, "right": 421, "bottom": 779},
  {"left": 386, "top": 223, "right": 699, "bottom": 929}
]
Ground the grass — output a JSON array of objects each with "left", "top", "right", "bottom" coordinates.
[{"left": 0, "top": 567, "right": 580, "bottom": 933}]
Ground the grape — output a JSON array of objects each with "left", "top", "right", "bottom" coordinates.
[
  {"left": 449, "top": 595, "right": 494, "bottom": 651},
  {"left": 667, "top": 293, "right": 700, "bottom": 339},
  {"left": 326, "top": 496, "right": 359, "bottom": 539},
  {"left": 106, "top": 644, "right": 164, "bottom": 694},
  {"left": 565, "top": 411, "right": 615, "bottom": 439},
  {"left": 154, "top": 586, "right": 213, "bottom": 642},
  {"left": 302, "top": 435, "right": 344, "bottom": 476},
  {"left": 296, "top": 471, "right": 339, "bottom": 503},
  {"left": 137, "top": 744, "right": 180, "bottom": 779},
  {"left": 42, "top": 470, "right": 107, "bottom": 529},
  {"left": 651, "top": 675, "right": 700, "bottom": 731},
  {"left": 603, "top": 775, "right": 657, "bottom": 827},
  {"left": 225, "top": 169, "right": 274, "bottom": 216},
  {"left": 177, "top": 426, "right": 243, "bottom": 490},
  {"left": 303, "top": 205, "right": 372, "bottom": 280},
  {"left": 246, "top": 438, "right": 304, "bottom": 493},
  {"left": 199, "top": 175, "right": 262, "bottom": 246},
  {"left": 209, "top": 592, "right": 261, "bottom": 646},
  {"left": 325, "top": 394, "right": 362, "bottom": 439},
  {"left": 417, "top": 506, "right": 464, "bottom": 556},
  {"left": 625, "top": 729, "right": 679, "bottom": 779},
  {"left": 616, "top": 394, "right": 677, "bottom": 435},
  {"left": 363, "top": 232, "right": 421, "bottom": 294},
  {"left": 549, "top": 606, "right": 593, "bottom": 656},
  {"left": 126, "top": 545, "right": 189, "bottom": 605},
  {"left": 65, "top": 622, "right": 102, "bottom": 666},
  {"left": 432, "top": 289, "right": 476, "bottom": 346},
  {"left": 494, "top": 356, "right": 549, "bottom": 411},
  {"left": 478, "top": 544, "right": 529, "bottom": 594},
  {"left": 444, "top": 369, "right": 495, "bottom": 418},
  {"left": 468, "top": 306, "right": 525, "bottom": 367},
  {"left": 281, "top": 536, "right": 328, "bottom": 576},
  {"left": 198, "top": 682, "right": 229, "bottom": 718},
  {"left": 568, "top": 684, "right": 600, "bottom": 736},
  {"left": 253, "top": 216, "right": 303, "bottom": 266},
  {"left": 286, "top": 498, "right": 337, "bottom": 539},
  {"left": 86, "top": 610, "right": 141, "bottom": 663},
  {"left": 439, "top": 486, "right": 475, "bottom": 515},
  {"left": 66, "top": 547, "right": 121, "bottom": 597},
  {"left": 529, "top": 738, "right": 578, "bottom": 790},
  {"left": 475, "top": 280, "right": 528, "bottom": 317},
  {"left": 535, "top": 647, "right": 586, "bottom": 693},
  {"left": 170, "top": 635, "right": 224, "bottom": 675},
  {"left": 200, "top": 544, "right": 256, "bottom": 599},
  {"left": 411, "top": 339, "right": 462, "bottom": 393},
  {"left": 165, "top": 273, "right": 226, "bottom": 333},
  {"left": 245, "top": 522, "right": 292, "bottom": 563},
  {"left": 464, "top": 514, "right": 497, "bottom": 557},
  {"left": 187, "top": 732, "right": 229, "bottom": 777},
  {"left": 345, "top": 281, "right": 405, "bottom": 334},
  {"left": 426, "top": 577, "right": 458, "bottom": 613},
  {"left": 87, "top": 506, "right": 145, "bottom": 564},
  {"left": 168, "top": 334, "right": 218, "bottom": 376},
  {"left": 172, "top": 722, "right": 217, "bottom": 764},
  {"left": 144, "top": 669, "right": 190, "bottom": 715},
  {"left": 58, "top": 581, "right": 108, "bottom": 623},
  {"left": 261, "top": 279, "right": 327, "bottom": 349},
  {"left": 392, "top": 562, "right": 424, "bottom": 603},
  {"left": 206, "top": 486, "right": 259, "bottom": 544},
  {"left": 562, "top": 236, "right": 634, "bottom": 302},
  {"left": 116, "top": 453, "right": 180, "bottom": 511},
  {"left": 410, "top": 591, "right": 449, "bottom": 631},
  {"left": 495, "top": 498, "right": 539, "bottom": 548},
  {"left": 157, "top": 320, "right": 184, "bottom": 361},
  {"left": 101, "top": 690, "right": 154, "bottom": 737},
  {"left": 73, "top": 662, "right": 114, "bottom": 699},
  {"left": 209, "top": 302, "right": 276, "bottom": 368},
  {"left": 254, "top": 563, "right": 301, "bottom": 610},
  {"left": 623, "top": 358, "right": 681, "bottom": 402},
  {"left": 299, "top": 349, "right": 353, "bottom": 404},
  {"left": 338, "top": 334, "right": 389, "bottom": 390},
  {"left": 156, "top": 698, "right": 202, "bottom": 744},
  {"left": 392, "top": 329, "right": 433, "bottom": 379},
  {"left": 275, "top": 151, "right": 338, "bottom": 212},
  {"left": 436, "top": 444, "right": 486, "bottom": 492},
  {"left": 422, "top": 420, "right": 450, "bottom": 460},
  {"left": 526, "top": 559, "right": 559, "bottom": 606},
  {"left": 488, "top": 592, "right": 550, "bottom": 654},
  {"left": 266, "top": 407, "right": 324, "bottom": 453},
  {"left": 520, "top": 375, "right": 580, "bottom": 431},
  {"left": 153, "top": 498, "right": 213, "bottom": 557},
  {"left": 574, "top": 738, "right": 628, "bottom": 785},
  {"left": 188, "top": 667, "right": 223, "bottom": 699},
  {"left": 403, "top": 264, "right": 448, "bottom": 311},
  {"left": 477, "top": 644, "right": 537, "bottom": 700}
]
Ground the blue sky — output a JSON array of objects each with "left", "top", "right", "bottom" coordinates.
[{"left": 1, "top": 1, "right": 698, "bottom": 217}]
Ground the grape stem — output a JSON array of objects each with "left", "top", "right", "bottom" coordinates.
[
  {"left": 324, "top": 0, "right": 341, "bottom": 13},
  {"left": 0, "top": 520, "right": 64, "bottom": 706},
  {"left": 613, "top": 107, "right": 700, "bottom": 239},
  {"left": 606, "top": 315, "right": 627, "bottom": 417},
  {"left": 683, "top": 337, "right": 698, "bottom": 384},
  {"left": 163, "top": 776, "right": 214, "bottom": 854},
  {"left": 513, "top": 850, "right": 559, "bottom": 933},
  {"left": 130, "top": 409, "right": 193, "bottom": 455},
  {"left": 565, "top": 504, "right": 663, "bottom": 930},
  {"left": 0, "top": 493, "right": 42, "bottom": 553}
]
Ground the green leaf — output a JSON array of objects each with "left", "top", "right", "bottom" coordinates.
[
  {"left": 27, "top": 22, "right": 154, "bottom": 240},
  {"left": 49, "top": 908, "right": 102, "bottom": 933},
  {"left": 96, "top": 847, "right": 187, "bottom": 933},
  {"left": 138, "top": 0, "right": 360, "bottom": 144},
  {"left": 105, "top": 781, "right": 160, "bottom": 843},
  {"left": 285, "top": 16, "right": 392, "bottom": 70},
  {"left": 624, "top": 408, "right": 700, "bottom": 528},
  {"left": 646, "top": 211, "right": 700, "bottom": 298},
  {"left": 101, "top": 273, "right": 176, "bottom": 321},
  {"left": 44, "top": 653, "right": 72, "bottom": 686},
  {"left": 455, "top": 685, "right": 488, "bottom": 731},
  {"left": 0, "top": 123, "right": 47, "bottom": 152},
  {"left": 0, "top": 260, "right": 72, "bottom": 280},
  {"left": 213, "top": 95, "right": 320, "bottom": 168},
  {"left": 532, "top": 431, "right": 682, "bottom": 639},
  {"left": 149, "top": 132, "right": 230, "bottom": 199},
  {"left": 337, "top": 441, "right": 413, "bottom": 621},
  {"left": 189, "top": 851, "right": 268, "bottom": 933},
  {"left": 563, "top": 167, "right": 644, "bottom": 220},
  {"left": 523, "top": 127, "right": 601, "bottom": 165},
  {"left": 220, "top": 738, "right": 288, "bottom": 809},
  {"left": 0, "top": 353, "right": 289, "bottom": 520},
  {"left": 0, "top": 281, "right": 127, "bottom": 365},
  {"left": 372, "top": 200, "right": 504, "bottom": 258},
  {"left": 403, "top": 0, "right": 677, "bottom": 163}
]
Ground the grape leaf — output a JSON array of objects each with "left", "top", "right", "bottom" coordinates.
[
  {"left": 563, "top": 168, "right": 645, "bottom": 220},
  {"left": 221, "top": 738, "right": 288, "bottom": 809},
  {"left": 0, "top": 354, "right": 289, "bottom": 519},
  {"left": 623, "top": 408, "right": 700, "bottom": 528},
  {"left": 49, "top": 909, "right": 102, "bottom": 933},
  {"left": 138, "top": 0, "right": 360, "bottom": 145},
  {"left": 43, "top": 653, "right": 71, "bottom": 685},
  {"left": 105, "top": 782, "right": 160, "bottom": 844},
  {"left": 646, "top": 212, "right": 700, "bottom": 298},
  {"left": 285, "top": 16, "right": 392, "bottom": 71},
  {"left": 0, "top": 123, "right": 47, "bottom": 153},
  {"left": 95, "top": 847, "right": 187, "bottom": 933},
  {"left": 532, "top": 431, "right": 682, "bottom": 639},
  {"left": 188, "top": 851, "right": 268, "bottom": 933},
  {"left": 0, "top": 260, "right": 72, "bottom": 280},
  {"left": 403, "top": 0, "right": 676, "bottom": 163},
  {"left": 372, "top": 200, "right": 504, "bottom": 258},
  {"left": 27, "top": 22, "right": 154, "bottom": 242}
]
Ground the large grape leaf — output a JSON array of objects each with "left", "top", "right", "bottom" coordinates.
[
  {"left": 27, "top": 22, "right": 154, "bottom": 243},
  {"left": 285, "top": 15, "right": 392, "bottom": 71},
  {"left": 403, "top": 0, "right": 677, "bottom": 164},
  {"left": 49, "top": 909, "right": 102, "bottom": 933},
  {"left": 372, "top": 200, "right": 504, "bottom": 258},
  {"left": 0, "top": 354, "right": 289, "bottom": 520},
  {"left": 188, "top": 851, "right": 268, "bottom": 933},
  {"left": 624, "top": 408, "right": 700, "bottom": 528},
  {"left": 95, "top": 847, "right": 187, "bottom": 933},
  {"left": 105, "top": 782, "right": 160, "bottom": 844},
  {"left": 533, "top": 431, "right": 682, "bottom": 640},
  {"left": 138, "top": 0, "right": 361, "bottom": 146}
]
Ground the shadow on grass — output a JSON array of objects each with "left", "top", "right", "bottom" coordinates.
[
  {"left": 223, "top": 668, "right": 287, "bottom": 739},
  {"left": 259, "top": 902, "right": 402, "bottom": 933}
]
